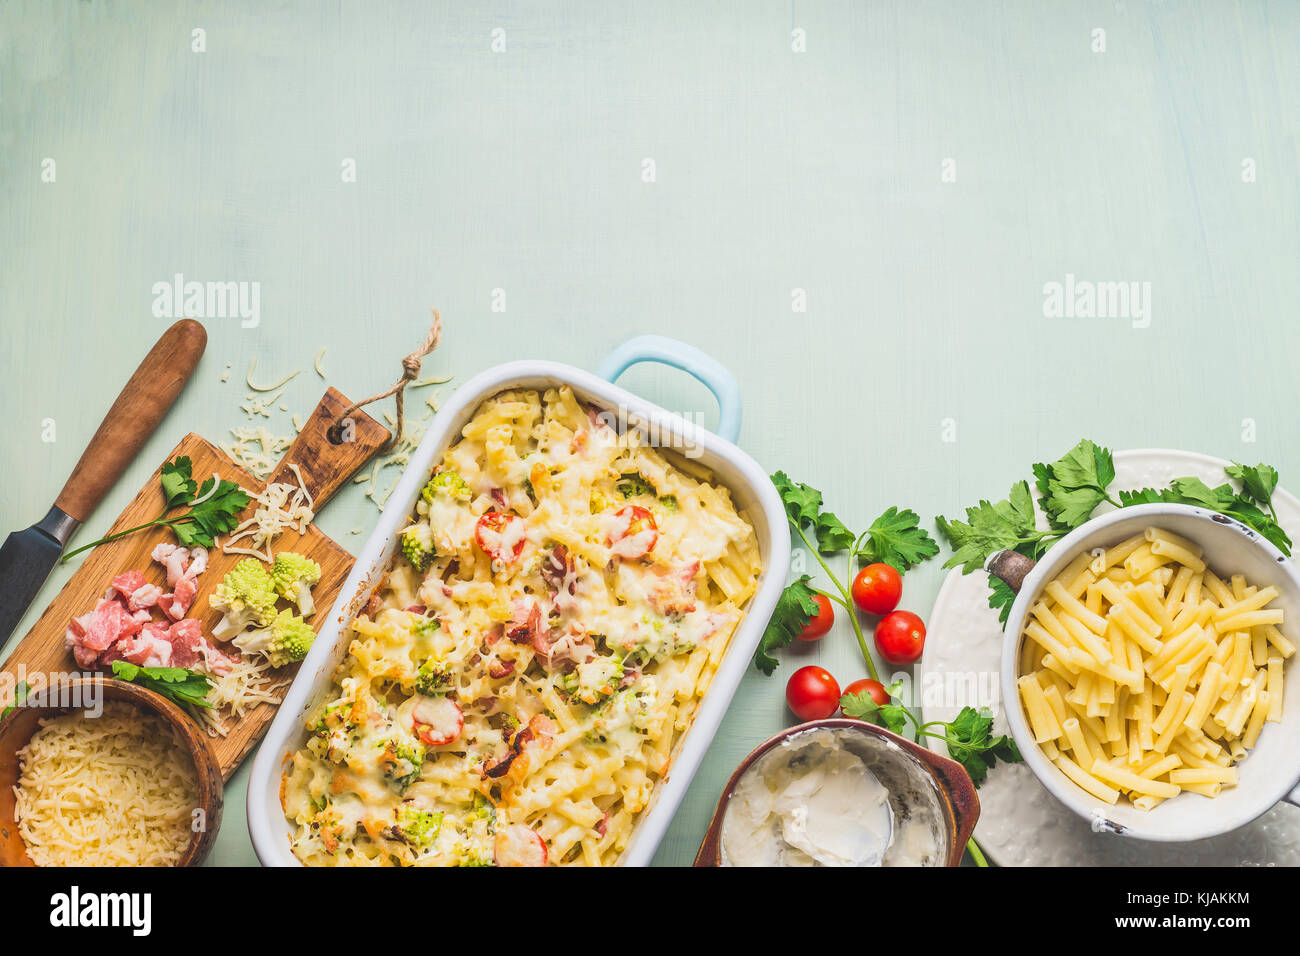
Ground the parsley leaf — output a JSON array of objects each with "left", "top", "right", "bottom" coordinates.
[
  {"left": 939, "top": 440, "right": 1293, "bottom": 609},
  {"left": 938, "top": 482, "right": 1041, "bottom": 573},
  {"left": 839, "top": 687, "right": 1024, "bottom": 788},
  {"left": 754, "top": 576, "right": 821, "bottom": 675},
  {"left": 1227, "top": 462, "right": 1279, "bottom": 518},
  {"left": 839, "top": 681, "right": 911, "bottom": 735},
  {"left": 772, "top": 472, "right": 855, "bottom": 555},
  {"left": 160, "top": 456, "right": 198, "bottom": 509},
  {"left": 1035, "top": 440, "right": 1117, "bottom": 531},
  {"left": 815, "top": 512, "right": 855, "bottom": 553},
  {"left": 987, "top": 573, "right": 1017, "bottom": 625},
  {"left": 771, "top": 471, "right": 824, "bottom": 529},
  {"left": 173, "top": 478, "right": 249, "bottom": 548},
  {"left": 943, "top": 706, "right": 1021, "bottom": 786},
  {"left": 62, "top": 458, "right": 250, "bottom": 562},
  {"left": 111, "top": 662, "right": 214, "bottom": 709},
  {"left": 854, "top": 507, "right": 939, "bottom": 573}
]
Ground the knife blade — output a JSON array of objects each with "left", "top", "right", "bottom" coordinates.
[
  {"left": 0, "top": 319, "right": 207, "bottom": 652},
  {"left": 0, "top": 507, "right": 79, "bottom": 649}
]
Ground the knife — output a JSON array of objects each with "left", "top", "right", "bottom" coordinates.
[{"left": 0, "top": 319, "right": 208, "bottom": 650}]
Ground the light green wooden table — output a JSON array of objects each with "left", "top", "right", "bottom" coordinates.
[{"left": 3, "top": 0, "right": 1298, "bottom": 866}]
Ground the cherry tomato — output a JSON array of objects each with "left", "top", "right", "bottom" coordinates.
[
  {"left": 607, "top": 505, "right": 659, "bottom": 559},
  {"left": 874, "top": 610, "right": 926, "bottom": 665},
  {"left": 475, "top": 512, "right": 527, "bottom": 563},
  {"left": 411, "top": 695, "right": 464, "bottom": 746},
  {"left": 852, "top": 563, "right": 903, "bottom": 615},
  {"left": 843, "top": 678, "right": 889, "bottom": 707},
  {"left": 797, "top": 593, "right": 834, "bottom": 641},
  {"left": 785, "top": 665, "right": 841, "bottom": 721}
]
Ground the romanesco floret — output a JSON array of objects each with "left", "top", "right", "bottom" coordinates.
[
  {"left": 401, "top": 523, "right": 436, "bottom": 571},
  {"left": 421, "top": 470, "right": 471, "bottom": 505},
  {"left": 234, "top": 608, "right": 317, "bottom": 667},
  {"left": 271, "top": 551, "right": 322, "bottom": 616},
  {"left": 395, "top": 805, "right": 443, "bottom": 847},
  {"left": 210, "top": 558, "right": 278, "bottom": 641}
]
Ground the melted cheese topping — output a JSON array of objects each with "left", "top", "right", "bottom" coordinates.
[{"left": 282, "top": 386, "right": 762, "bottom": 866}]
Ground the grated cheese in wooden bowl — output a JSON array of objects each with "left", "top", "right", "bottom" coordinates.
[{"left": 15, "top": 702, "right": 199, "bottom": 866}]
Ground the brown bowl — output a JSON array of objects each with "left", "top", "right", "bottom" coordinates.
[
  {"left": 695, "top": 718, "right": 980, "bottom": 867},
  {"left": 0, "top": 676, "right": 223, "bottom": 866}
]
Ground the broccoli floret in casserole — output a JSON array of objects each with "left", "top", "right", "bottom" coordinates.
[
  {"left": 210, "top": 558, "right": 278, "bottom": 641},
  {"left": 271, "top": 551, "right": 323, "bottom": 616},
  {"left": 234, "top": 608, "right": 317, "bottom": 667},
  {"left": 410, "top": 615, "right": 440, "bottom": 638},
  {"left": 413, "top": 658, "right": 449, "bottom": 696},
  {"left": 400, "top": 523, "right": 436, "bottom": 571},
  {"left": 308, "top": 702, "right": 349, "bottom": 737},
  {"left": 657, "top": 495, "right": 679, "bottom": 513},
  {"left": 471, "top": 792, "right": 498, "bottom": 827},
  {"left": 380, "top": 737, "right": 428, "bottom": 792},
  {"left": 557, "top": 655, "right": 625, "bottom": 705},
  {"left": 394, "top": 805, "right": 443, "bottom": 847},
  {"left": 421, "top": 470, "right": 471, "bottom": 505},
  {"left": 617, "top": 473, "right": 656, "bottom": 499}
]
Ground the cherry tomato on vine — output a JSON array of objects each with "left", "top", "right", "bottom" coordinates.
[
  {"left": 852, "top": 563, "right": 903, "bottom": 615},
  {"left": 785, "top": 666, "right": 841, "bottom": 721},
  {"left": 843, "top": 678, "right": 890, "bottom": 707},
  {"left": 797, "top": 593, "right": 835, "bottom": 641},
  {"left": 874, "top": 610, "right": 926, "bottom": 665}
]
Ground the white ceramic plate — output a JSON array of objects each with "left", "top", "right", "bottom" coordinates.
[{"left": 921, "top": 449, "right": 1300, "bottom": 866}]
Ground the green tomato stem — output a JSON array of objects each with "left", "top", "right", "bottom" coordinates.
[
  {"left": 795, "top": 525, "right": 880, "bottom": 683},
  {"left": 966, "top": 837, "right": 988, "bottom": 867}
]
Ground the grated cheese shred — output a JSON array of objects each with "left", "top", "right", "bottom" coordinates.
[{"left": 222, "top": 463, "right": 315, "bottom": 562}]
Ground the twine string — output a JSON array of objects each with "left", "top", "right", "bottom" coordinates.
[{"left": 331, "top": 308, "right": 443, "bottom": 450}]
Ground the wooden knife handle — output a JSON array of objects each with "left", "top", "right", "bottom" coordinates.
[{"left": 54, "top": 319, "right": 208, "bottom": 523}]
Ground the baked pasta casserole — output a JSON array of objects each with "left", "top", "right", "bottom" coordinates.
[{"left": 281, "top": 386, "right": 761, "bottom": 865}]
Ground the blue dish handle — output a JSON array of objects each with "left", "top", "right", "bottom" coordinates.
[{"left": 596, "top": 335, "right": 742, "bottom": 444}]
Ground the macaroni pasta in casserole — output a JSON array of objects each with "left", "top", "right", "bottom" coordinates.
[{"left": 282, "top": 386, "right": 762, "bottom": 866}]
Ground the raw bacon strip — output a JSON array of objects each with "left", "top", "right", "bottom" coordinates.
[
  {"left": 116, "top": 623, "right": 175, "bottom": 668},
  {"left": 108, "top": 571, "right": 147, "bottom": 601},
  {"left": 127, "top": 584, "right": 163, "bottom": 612},
  {"left": 158, "top": 575, "right": 198, "bottom": 621},
  {"left": 167, "top": 618, "right": 234, "bottom": 676}
]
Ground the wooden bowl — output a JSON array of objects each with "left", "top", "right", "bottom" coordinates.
[
  {"left": 694, "top": 718, "right": 980, "bottom": 867},
  {"left": 0, "top": 677, "right": 223, "bottom": 866}
]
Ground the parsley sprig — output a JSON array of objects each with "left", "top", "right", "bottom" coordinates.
[
  {"left": 937, "top": 440, "right": 1291, "bottom": 624},
  {"left": 63, "top": 456, "right": 250, "bottom": 562},
  {"left": 755, "top": 473, "right": 938, "bottom": 676},
  {"left": 110, "top": 661, "right": 214, "bottom": 710},
  {"left": 840, "top": 683, "right": 1021, "bottom": 787}
]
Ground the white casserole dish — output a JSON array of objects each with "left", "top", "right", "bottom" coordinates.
[{"left": 246, "top": 335, "right": 791, "bottom": 866}]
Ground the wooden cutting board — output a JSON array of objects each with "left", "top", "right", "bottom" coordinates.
[{"left": 0, "top": 388, "right": 389, "bottom": 779}]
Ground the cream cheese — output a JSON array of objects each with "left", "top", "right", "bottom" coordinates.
[{"left": 720, "top": 727, "right": 941, "bottom": 867}]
